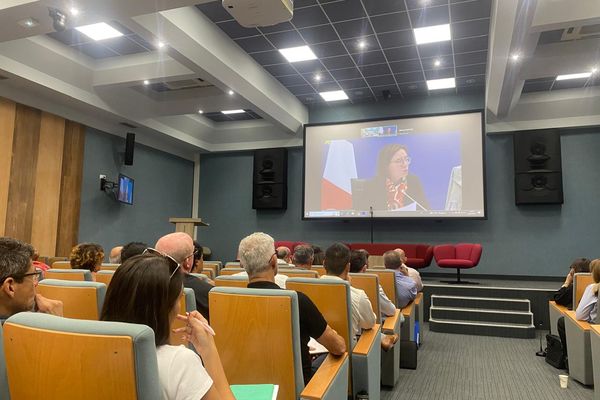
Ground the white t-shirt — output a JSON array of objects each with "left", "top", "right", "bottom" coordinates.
[{"left": 156, "top": 345, "right": 213, "bottom": 400}]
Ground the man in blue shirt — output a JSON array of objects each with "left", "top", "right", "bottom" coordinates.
[{"left": 384, "top": 250, "right": 417, "bottom": 308}]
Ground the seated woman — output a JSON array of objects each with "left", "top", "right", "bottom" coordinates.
[
  {"left": 101, "top": 253, "right": 234, "bottom": 400},
  {"left": 69, "top": 243, "right": 104, "bottom": 280},
  {"left": 553, "top": 257, "right": 590, "bottom": 309},
  {"left": 575, "top": 259, "right": 600, "bottom": 322}
]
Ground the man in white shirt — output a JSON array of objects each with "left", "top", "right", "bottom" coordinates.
[
  {"left": 275, "top": 246, "right": 292, "bottom": 265},
  {"left": 323, "top": 243, "right": 397, "bottom": 350},
  {"left": 394, "top": 248, "right": 423, "bottom": 292}
]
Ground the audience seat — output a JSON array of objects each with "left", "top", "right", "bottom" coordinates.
[
  {"left": 286, "top": 278, "right": 381, "bottom": 399},
  {"left": 100, "top": 263, "right": 119, "bottom": 271},
  {"left": 95, "top": 270, "right": 115, "bottom": 286},
  {"left": 37, "top": 279, "right": 106, "bottom": 320},
  {"left": 278, "top": 268, "right": 319, "bottom": 279},
  {"left": 589, "top": 325, "right": 600, "bottom": 397},
  {"left": 0, "top": 324, "right": 8, "bottom": 400},
  {"left": 51, "top": 260, "right": 71, "bottom": 269},
  {"left": 169, "top": 288, "right": 196, "bottom": 346},
  {"left": 214, "top": 275, "right": 248, "bottom": 288},
  {"left": 311, "top": 265, "right": 326, "bottom": 276},
  {"left": 573, "top": 273, "right": 593, "bottom": 308},
  {"left": 44, "top": 268, "right": 93, "bottom": 281},
  {"left": 349, "top": 243, "right": 434, "bottom": 270},
  {"left": 564, "top": 310, "right": 594, "bottom": 385},
  {"left": 224, "top": 261, "right": 241, "bottom": 268},
  {"left": 219, "top": 267, "right": 245, "bottom": 276},
  {"left": 202, "top": 263, "right": 219, "bottom": 278},
  {"left": 209, "top": 287, "right": 349, "bottom": 400},
  {"left": 433, "top": 243, "right": 482, "bottom": 284},
  {"left": 48, "top": 257, "right": 68, "bottom": 266},
  {"left": 3, "top": 312, "right": 161, "bottom": 399}
]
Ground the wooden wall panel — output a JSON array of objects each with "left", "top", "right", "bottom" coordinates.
[
  {"left": 4, "top": 104, "right": 41, "bottom": 242},
  {"left": 0, "top": 98, "right": 16, "bottom": 236},
  {"left": 56, "top": 120, "right": 85, "bottom": 256},
  {"left": 30, "top": 112, "right": 66, "bottom": 256}
]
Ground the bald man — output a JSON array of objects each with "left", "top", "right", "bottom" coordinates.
[
  {"left": 156, "top": 232, "right": 213, "bottom": 321},
  {"left": 109, "top": 246, "right": 123, "bottom": 264},
  {"left": 276, "top": 246, "right": 292, "bottom": 264},
  {"left": 394, "top": 248, "right": 423, "bottom": 292}
]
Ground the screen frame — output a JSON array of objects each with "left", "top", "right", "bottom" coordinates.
[
  {"left": 302, "top": 109, "right": 487, "bottom": 221},
  {"left": 117, "top": 173, "right": 134, "bottom": 206}
]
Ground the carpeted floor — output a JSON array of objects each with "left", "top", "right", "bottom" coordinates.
[{"left": 382, "top": 324, "right": 593, "bottom": 400}]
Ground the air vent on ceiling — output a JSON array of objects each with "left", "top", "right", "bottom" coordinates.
[
  {"left": 562, "top": 25, "right": 600, "bottom": 41},
  {"left": 120, "top": 122, "right": 137, "bottom": 129},
  {"left": 163, "top": 78, "right": 213, "bottom": 91}
]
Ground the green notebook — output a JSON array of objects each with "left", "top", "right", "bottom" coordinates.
[{"left": 230, "top": 384, "right": 279, "bottom": 400}]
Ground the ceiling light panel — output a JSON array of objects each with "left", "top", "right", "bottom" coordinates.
[
  {"left": 556, "top": 72, "right": 592, "bottom": 81},
  {"left": 426, "top": 77, "right": 456, "bottom": 90},
  {"left": 414, "top": 24, "right": 451, "bottom": 45},
  {"left": 75, "top": 22, "right": 123, "bottom": 41},
  {"left": 221, "top": 109, "right": 246, "bottom": 114},
  {"left": 319, "top": 90, "right": 349, "bottom": 101},
  {"left": 279, "top": 45, "right": 317, "bottom": 63}
]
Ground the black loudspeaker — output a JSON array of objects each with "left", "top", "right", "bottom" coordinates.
[
  {"left": 253, "top": 148, "right": 287, "bottom": 209},
  {"left": 513, "top": 129, "right": 563, "bottom": 204},
  {"left": 124, "top": 132, "right": 135, "bottom": 166}
]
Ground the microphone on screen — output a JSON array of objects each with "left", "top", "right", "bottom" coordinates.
[{"left": 401, "top": 189, "right": 427, "bottom": 211}]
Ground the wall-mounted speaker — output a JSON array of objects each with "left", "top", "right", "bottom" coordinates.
[
  {"left": 124, "top": 132, "right": 135, "bottom": 166},
  {"left": 513, "top": 129, "right": 563, "bottom": 205},
  {"left": 253, "top": 148, "right": 287, "bottom": 209}
]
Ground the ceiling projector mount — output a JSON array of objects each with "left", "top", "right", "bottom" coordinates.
[{"left": 222, "top": 0, "right": 293, "bottom": 28}]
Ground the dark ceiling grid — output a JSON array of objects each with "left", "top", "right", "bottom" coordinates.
[
  {"left": 447, "top": 0, "right": 459, "bottom": 94},
  {"left": 401, "top": 0, "right": 431, "bottom": 96}
]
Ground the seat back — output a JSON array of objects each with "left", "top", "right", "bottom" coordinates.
[
  {"left": 202, "top": 264, "right": 219, "bottom": 278},
  {"left": 225, "top": 261, "right": 241, "bottom": 268},
  {"left": 214, "top": 275, "right": 248, "bottom": 288},
  {"left": 100, "top": 263, "right": 120, "bottom": 271},
  {"left": 3, "top": 312, "right": 160, "bottom": 400},
  {"left": 204, "top": 261, "right": 222, "bottom": 270},
  {"left": 0, "top": 324, "right": 8, "bottom": 400},
  {"left": 51, "top": 260, "right": 71, "bottom": 269},
  {"left": 574, "top": 273, "right": 594, "bottom": 308},
  {"left": 219, "top": 267, "right": 245, "bottom": 276},
  {"left": 349, "top": 274, "right": 381, "bottom": 324},
  {"left": 367, "top": 256, "right": 384, "bottom": 268},
  {"left": 456, "top": 243, "right": 483, "bottom": 264},
  {"left": 286, "top": 278, "right": 353, "bottom": 351},
  {"left": 37, "top": 279, "right": 106, "bottom": 320},
  {"left": 209, "top": 287, "right": 303, "bottom": 400},
  {"left": 278, "top": 268, "right": 319, "bottom": 278},
  {"left": 311, "top": 265, "right": 326, "bottom": 276},
  {"left": 365, "top": 269, "right": 397, "bottom": 307},
  {"left": 47, "top": 257, "right": 68, "bottom": 266},
  {"left": 169, "top": 288, "right": 196, "bottom": 346},
  {"left": 44, "top": 268, "right": 93, "bottom": 281},
  {"left": 433, "top": 244, "right": 456, "bottom": 261},
  {"left": 96, "top": 270, "right": 115, "bottom": 286}
]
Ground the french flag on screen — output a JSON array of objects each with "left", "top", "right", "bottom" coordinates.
[{"left": 321, "top": 140, "right": 357, "bottom": 210}]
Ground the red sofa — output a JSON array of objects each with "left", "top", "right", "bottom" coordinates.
[{"left": 348, "top": 243, "right": 434, "bottom": 269}]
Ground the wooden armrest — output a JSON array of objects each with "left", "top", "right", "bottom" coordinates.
[
  {"left": 565, "top": 310, "right": 591, "bottom": 330},
  {"left": 549, "top": 301, "right": 568, "bottom": 314},
  {"left": 353, "top": 324, "right": 381, "bottom": 356},
  {"left": 382, "top": 310, "right": 401, "bottom": 334},
  {"left": 401, "top": 301, "right": 414, "bottom": 317},
  {"left": 300, "top": 353, "right": 349, "bottom": 400},
  {"left": 414, "top": 292, "right": 423, "bottom": 305}
]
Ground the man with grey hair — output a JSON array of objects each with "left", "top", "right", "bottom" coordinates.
[
  {"left": 109, "top": 245, "right": 123, "bottom": 264},
  {"left": 240, "top": 232, "right": 346, "bottom": 384},
  {"left": 292, "top": 244, "right": 314, "bottom": 270},
  {"left": 394, "top": 248, "right": 423, "bottom": 292},
  {"left": 276, "top": 246, "right": 292, "bottom": 265},
  {"left": 384, "top": 250, "right": 417, "bottom": 308},
  {"left": 156, "top": 232, "right": 213, "bottom": 321},
  {"left": 0, "top": 237, "right": 63, "bottom": 324}
]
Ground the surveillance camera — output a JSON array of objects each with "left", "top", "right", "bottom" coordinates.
[{"left": 48, "top": 8, "right": 67, "bottom": 32}]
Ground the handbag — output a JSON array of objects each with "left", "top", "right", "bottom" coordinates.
[{"left": 545, "top": 334, "right": 565, "bottom": 369}]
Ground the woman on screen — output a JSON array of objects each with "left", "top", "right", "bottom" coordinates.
[{"left": 371, "top": 144, "right": 430, "bottom": 211}]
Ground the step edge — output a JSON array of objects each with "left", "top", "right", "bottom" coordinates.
[
  {"left": 429, "top": 318, "right": 535, "bottom": 329},
  {"left": 430, "top": 306, "right": 533, "bottom": 315},
  {"left": 430, "top": 294, "right": 531, "bottom": 303}
]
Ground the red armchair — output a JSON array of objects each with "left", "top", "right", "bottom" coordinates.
[{"left": 433, "top": 243, "right": 482, "bottom": 284}]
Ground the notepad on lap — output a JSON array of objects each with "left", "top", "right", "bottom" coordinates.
[{"left": 231, "top": 384, "right": 279, "bottom": 400}]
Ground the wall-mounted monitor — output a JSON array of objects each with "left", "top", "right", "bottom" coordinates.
[
  {"left": 117, "top": 174, "right": 134, "bottom": 205},
  {"left": 303, "top": 111, "right": 485, "bottom": 219}
]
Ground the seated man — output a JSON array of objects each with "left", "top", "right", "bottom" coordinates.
[
  {"left": 239, "top": 232, "right": 346, "bottom": 384},
  {"left": 109, "top": 245, "right": 123, "bottom": 264},
  {"left": 0, "top": 237, "right": 63, "bottom": 324},
  {"left": 120, "top": 242, "right": 148, "bottom": 263},
  {"left": 276, "top": 246, "right": 292, "bottom": 265},
  {"left": 156, "top": 232, "right": 213, "bottom": 321},
  {"left": 384, "top": 250, "right": 417, "bottom": 308},
  {"left": 350, "top": 249, "right": 396, "bottom": 319},
  {"left": 292, "top": 245, "right": 314, "bottom": 270},
  {"left": 394, "top": 248, "right": 423, "bottom": 292}
]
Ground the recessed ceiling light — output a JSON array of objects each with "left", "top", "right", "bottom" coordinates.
[
  {"left": 75, "top": 22, "right": 123, "bottom": 41},
  {"left": 221, "top": 109, "right": 245, "bottom": 114},
  {"left": 427, "top": 77, "right": 456, "bottom": 90},
  {"left": 157, "top": 41, "right": 165, "bottom": 49},
  {"left": 279, "top": 45, "right": 317, "bottom": 63},
  {"left": 434, "top": 59, "right": 441, "bottom": 67},
  {"left": 18, "top": 17, "right": 39, "bottom": 28},
  {"left": 592, "top": 67, "right": 598, "bottom": 74},
  {"left": 198, "top": 109, "right": 204, "bottom": 114},
  {"left": 413, "top": 24, "right": 451, "bottom": 45},
  {"left": 228, "top": 90, "right": 234, "bottom": 95},
  {"left": 556, "top": 72, "right": 593, "bottom": 81},
  {"left": 319, "top": 90, "right": 348, "bottom": 102},
  {"left": 314, "top": 74, "right": 322, "bottom": 82},
  {"left": 69, "top": 7, "right": 79, "bottom": 16},
  {"left": 143, "top": 80, "right": 150, "bottom": 85},
  {"left": 358, "top": 40, "right": 366, "bottom": 49},
  {"left": 510, "top": 53, "right": 520, "bottom": 62}
]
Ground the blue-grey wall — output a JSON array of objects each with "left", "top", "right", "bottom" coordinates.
[
  {"left": 79, "top": 128, "right": 194, "bottom": 254},
  {"left": 199, "top": 93, "right": 600, "bottom": 277}
]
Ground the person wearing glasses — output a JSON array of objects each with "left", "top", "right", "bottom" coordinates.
[
  {"left": 156, "top": 232, "right": 213, "bottom": 321},
  {"left": 0, "top": 237, "right": 63, "bottom": 324},
  {"left": 369, "top": 143, "right": 430, "bottom": 211},
  {"left": 101, "top": 252, "right": 235, "bottom": 400}
]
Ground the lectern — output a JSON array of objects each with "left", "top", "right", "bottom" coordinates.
[{"left": 168, "top": 218, "right": 208, "bottom": 238}]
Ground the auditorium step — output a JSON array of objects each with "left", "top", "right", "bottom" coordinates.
[{"left": 429, "top": 295, "right": 535, "bottom": 339}]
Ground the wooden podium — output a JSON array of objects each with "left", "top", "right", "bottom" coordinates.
[{"left": 169, "top": 218, "right": 208, "bottom": 238}]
